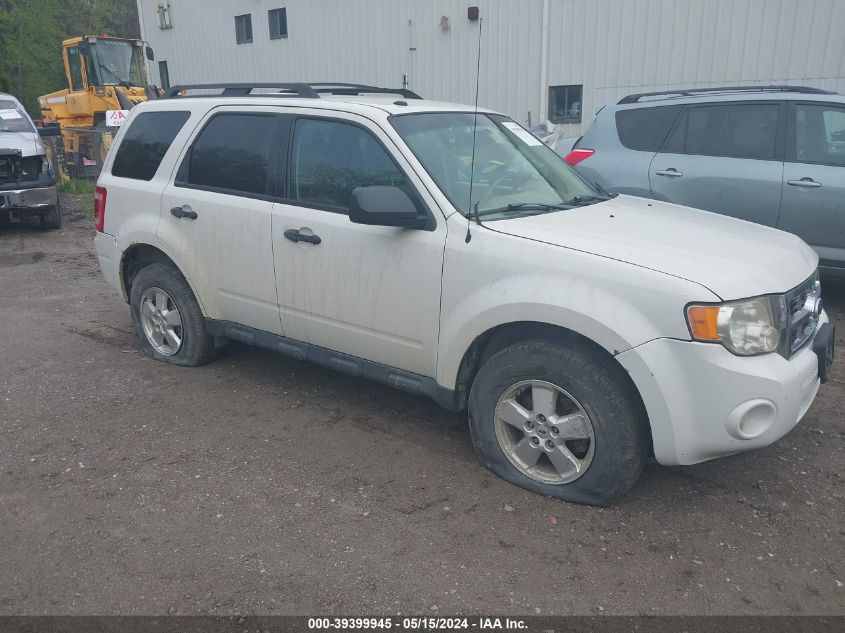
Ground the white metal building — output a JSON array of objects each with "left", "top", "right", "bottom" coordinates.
[{"left": 137, "top": 0, "right": 845, "bottom": 135}]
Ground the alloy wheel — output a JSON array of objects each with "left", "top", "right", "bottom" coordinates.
[
  {"left": 494, "top": 379, "right": 595, "bottom": 484},
  {"left": 139, "top": 287, "right": 183, "bottom": 356}
]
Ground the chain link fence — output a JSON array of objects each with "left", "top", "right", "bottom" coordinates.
[{"left": 41, "top": 127, "right": 113, "bottom": 183}]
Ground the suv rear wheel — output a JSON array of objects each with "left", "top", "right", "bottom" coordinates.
[
  {"left": 130, "top": 263, "right": 217, "bottom": 366},
  {"left": 468, "top": 339, "right": 648, "bottom": 506}
]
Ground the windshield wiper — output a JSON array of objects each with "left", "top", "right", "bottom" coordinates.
[
  {"left": 99, "top": 64, "right": 130, "bottom": 88},
  {"left": 475, "top": 202, "right": 575, "bottom": 218},
  {"left": 559, "top": 194, "right": 611, "bottom": 206}
]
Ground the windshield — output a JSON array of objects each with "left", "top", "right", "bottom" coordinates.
[
  {"left": 89, "top": 40, "right": 145, "bottom": 86},
  {"left": 0, "top": 99, "right": 35, "bottom": 134},
  {"left": 391, "top": 112, "right": 599, "bottom": 219}
]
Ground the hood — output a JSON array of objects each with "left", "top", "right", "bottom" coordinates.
[
  {"left": 491, "top": 195, "right": 818, "bottom": 300},
  {"left": 0, "top": 131, "right": 43, "bottom": 157}
]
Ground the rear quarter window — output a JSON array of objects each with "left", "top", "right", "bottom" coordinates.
[
  {"left": 615, "top": 106, "right": 682, "bottom": 151},
  {"left": 111, "top": 111, "right": 190, "bottom": 181}
]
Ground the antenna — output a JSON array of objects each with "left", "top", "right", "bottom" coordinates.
[{"left": 464, "top": 17, "right": 483, "bottom": 244}]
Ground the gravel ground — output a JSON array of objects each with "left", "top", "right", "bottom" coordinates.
[{"left": 1, "top": 194, "right": 843, "bottom": 616}]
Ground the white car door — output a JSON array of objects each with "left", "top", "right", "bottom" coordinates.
[
  {"left": 157, "top": 106, "right": 285, "bottom": 335},
  {"left": 270, "top": 109, "right": 447, "bottom": 377}
]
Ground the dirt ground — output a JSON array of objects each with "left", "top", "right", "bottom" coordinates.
[{"left": 1, "top": 195, "right": 843, "bottom": 616}]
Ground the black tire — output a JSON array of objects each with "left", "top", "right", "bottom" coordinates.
[
  {"left": 468, "top": 339, "right": 648, "bottom": 506},
  {"left": 40, "top": 198, "right": 62, "bottom": 230},
  {"left": 129, "top": 262, "right": 217, "bottom": 367}
]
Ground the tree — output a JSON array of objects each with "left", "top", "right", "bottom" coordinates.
[{"left": 0, "top": 0, "right": 140, "bottom": 114}]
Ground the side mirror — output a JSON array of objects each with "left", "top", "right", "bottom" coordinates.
[
  {"left": 38, "top": 124, "right": 61, "bottom": 138},
  {"left": 146, "top": 46, "right": 155, "bottom": 61},
  {"left": 349, "top": 186, "right": 427, "bottom": 229}
]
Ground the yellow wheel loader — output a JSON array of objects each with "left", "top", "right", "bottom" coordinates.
[{"left": 38, "top": 36, "right": 158, "bottom": 172}]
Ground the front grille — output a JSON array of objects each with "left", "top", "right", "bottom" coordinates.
[{"left": 783, "top": 273, "right": 821, "bottom": 358}]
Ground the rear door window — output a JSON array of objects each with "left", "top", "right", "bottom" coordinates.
[
  {"left": 615, "top": 106, "right": 681, "bottom": 151},
  {"left": 663, "top": 103, "right": 780, "bottom": 160},
  {"left": 111, "top": 110, "right": 190, "bottom": 180},
  {"left": 180, "top": 113, "right": 276, "bottom": 197}
]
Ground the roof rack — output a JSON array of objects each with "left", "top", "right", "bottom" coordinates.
[
  {"left": 618, "top": 85, "right": 835, "bottom": 104},
  {"left": 309, "top": 83, "right": 422, "bottom": 99},
  {"left": 160, "top": 82, "right": 422, "bottom": 100}
]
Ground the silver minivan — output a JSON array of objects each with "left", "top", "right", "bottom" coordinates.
[{"left": 564, "top": 86, "right": 845, "bottom": 277}]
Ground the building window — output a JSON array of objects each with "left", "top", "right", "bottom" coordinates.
[
  {"left": 269, "top": 8, "right": 288, "bottom": 39},
  {"left": 157, "top": 1, "right": 173, "bottom": 29},
  {"left": 235, "top": 14, "right": 253, "bottom": 44},
  {"left": 158, "top": 61, "right": 170, "bottom": 90},
  {"left": 549, "top": 85, "right": 582, "bottom": 124}
]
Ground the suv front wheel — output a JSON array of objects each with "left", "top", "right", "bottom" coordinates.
[
  {"left": 468, "top": 339, "right": 648, "bottom": 506},
  {"left": 130, "top": 262, "right": 217, "bottom": 366}
]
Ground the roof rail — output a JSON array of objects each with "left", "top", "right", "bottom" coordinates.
[
  {"left": 617, "top": 85, "right": 836, "bottom": 104},
  {"left": 160, "top": 82, "right": 422, "bottom": 100},
  {"left": 161, "top": 83, "right": 319, "bottom": 99},
  {"left": 309, "top": 83, "right": 422, "bottom": 99}
]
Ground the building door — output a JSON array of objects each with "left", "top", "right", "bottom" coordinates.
[{"left": 158, "top": 61, "right": 170, "bottom": 90}]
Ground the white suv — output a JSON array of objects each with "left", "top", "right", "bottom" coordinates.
[{"left": 94, "top": 83, "right": 835, "bottom": 506}]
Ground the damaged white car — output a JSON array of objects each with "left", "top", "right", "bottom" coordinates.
[{"left": 0, "top": 93, "right": 61, "bottom": 229}]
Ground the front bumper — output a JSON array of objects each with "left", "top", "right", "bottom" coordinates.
[
  {"left": 0, "top": 185, "right": 58, "bottom": 213},
  {"left": 617, "top": 312, "right": 830, "bottom": 466}
]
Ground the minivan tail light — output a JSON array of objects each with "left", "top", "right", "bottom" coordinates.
[
  {"left": 94, "top": 186, "right": 107, "bottom": 232},
  {"left": 564, "top": 148, "right": 595, "bottom": 166}
]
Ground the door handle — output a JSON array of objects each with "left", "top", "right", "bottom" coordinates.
[
  {"left": 284, "top": 228, "right": 321, "bottom": 245},
  {"left": 787, "top": 178, "right": 822, "bottom": 188},
  {"left": 170, "top": 205, "right": 198, "bottom": 219},
  {"left": 655, "top": 168, "right": 683, "bottom": 177}
]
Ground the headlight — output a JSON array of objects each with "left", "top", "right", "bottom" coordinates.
[{"left": 686, "top": 296, "right": 784, "bottom": 356}]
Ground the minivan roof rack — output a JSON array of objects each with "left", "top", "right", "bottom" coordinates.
[
  {"left": 617, "top": 85, "right": 835, "bottom": 104},
  {"left": 161, "top": 82, "right": 422, "bottom": 100}
]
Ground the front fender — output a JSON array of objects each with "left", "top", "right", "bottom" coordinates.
[{"left": 436, "top": 217, "right": 718, "bottom": 389}]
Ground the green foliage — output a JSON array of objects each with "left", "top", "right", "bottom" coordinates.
[
  {"left": 58, "top": 178, "right": 95, "bottom": 196},
  {"left": 0, "top": 0, "right": 140, "bottom": 115}
]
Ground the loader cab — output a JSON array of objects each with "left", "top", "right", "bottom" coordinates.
[{"left": 63, "top": 36, "right": 147, "bottom": 93}]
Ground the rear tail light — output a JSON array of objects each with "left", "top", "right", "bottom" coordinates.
[
  {"left": 564, "top": 148, "right": 595, "bottom": 166},
  {"left": 94, "top": 186, "right": 107, "bottom": 232}
]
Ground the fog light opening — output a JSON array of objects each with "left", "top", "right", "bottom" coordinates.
[{"left": 726, "top": 399, "right": 777, "bottom": 440}]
